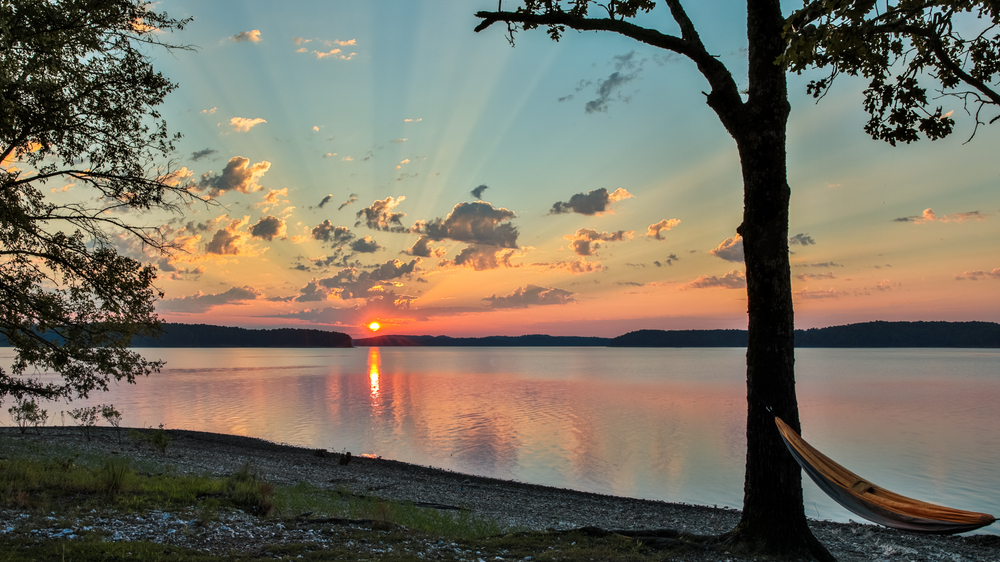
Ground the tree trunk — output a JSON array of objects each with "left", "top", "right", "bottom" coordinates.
[{"left": 720, "top": 2, "right": 835, "bottom": 561}]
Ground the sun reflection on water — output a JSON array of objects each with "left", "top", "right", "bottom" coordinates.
[{"left": 367, "top": 347, "right": 381, "bottom": 400}]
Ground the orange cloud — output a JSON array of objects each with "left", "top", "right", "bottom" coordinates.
[
  {"left": 688, "top": 270, "right": 746, "bottom": 289},
  {"left": 230, "top": 117, "right": 267, "bottom": 132},
  {"left": 646, "top": 218, "right": 681, "bottom": 240},
  {"left": 564, "top": 228, "right": 634, "bottom": 256},
  {"left": 232, "top": 30, "right": 261, "bottom": 43},
  {"left": 710, "top": 235, "right": 744, "bottom": 263}
]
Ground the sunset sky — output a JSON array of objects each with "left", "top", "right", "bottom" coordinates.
[{"left": 59, "top": 1, "right": 1000, "bottom": 338}]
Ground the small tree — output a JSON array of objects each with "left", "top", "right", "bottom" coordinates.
[
  {"left": 69, "top": 406, "right": 99, "bottom": 441},
  {"left": 0, "top": 0, "right": 195, "bottom": 403},
  {"left": 8, "top": 397, "right": 48, "bottom": 434},
  {"left": 101, "top": 404, "right": 124, "bottom": 446}
]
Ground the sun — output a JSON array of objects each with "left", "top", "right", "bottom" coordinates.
[{"left": 368, "top": 321, "right": 380, "bottom": 332}]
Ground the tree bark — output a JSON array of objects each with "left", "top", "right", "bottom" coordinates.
[{"left": 721, "top": 2, "right": 834, "bottom": 560}]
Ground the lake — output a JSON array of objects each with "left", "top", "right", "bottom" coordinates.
[{"left": 5, "top": 346, "right": 998, "bottom": 534}]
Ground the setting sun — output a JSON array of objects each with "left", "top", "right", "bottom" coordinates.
[{"left": 368, "top": 322, "right": 380, "bottom": 332}]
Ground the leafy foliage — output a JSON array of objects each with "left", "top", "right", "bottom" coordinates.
[
  {"left": 783, "top": 1, "right": 1000, "bottom": 144},
  {"left": 68, "top": 405, "right": 99, "bottom": 440},
  {"left": 7, "top": 397, "right": 48, "bottom": 434},
  {"left": 0, "top": 0, "right": 195, "bottom": 401}
]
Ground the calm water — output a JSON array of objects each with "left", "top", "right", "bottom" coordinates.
[{"left": 5, "top": 347, "right": 998, "bottom": 534}]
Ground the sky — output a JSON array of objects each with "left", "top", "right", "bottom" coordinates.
[{"left": 57, "top": 1, "right": 1000, "bottom": 338}]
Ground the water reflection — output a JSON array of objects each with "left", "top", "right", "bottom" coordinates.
[
  {"left": 368, "top": 347, "right": 381, "bottom": 400},
  {"left": 9, "top": 347, "right": 996, "bottom": 534}
]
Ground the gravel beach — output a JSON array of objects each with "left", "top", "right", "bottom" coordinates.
[{"left": 1, "top": 426, "right": 997, "bottom": 561}]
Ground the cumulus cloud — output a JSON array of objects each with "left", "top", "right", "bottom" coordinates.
[
  {"left": 471, "top": 184, "right": 489, "bottom": 199},
  {"left": 201, "top": 107, "right": 217, "bottom": 115},
  {"left": 230, "top": 117, "right": 267, "bottom": 132},
  {"left": 445, "top": 246, "right": 520, "bottom": 271},
  {"left": 688, "top": 270, "right": 747, "bottom": 289},
  {"left": 296, "top": 259, "right": 419, "bottom": 302},
  {"left": 484, "top": 285, "right": 575, "bottom": 309},
  {"left": 710, "top": 235, "right": 744, "bottom": 263},
  {"left": 789, "top": 233, "right": 816, "bottom": 246},
  {"left": 894, "top": 208, "right": 987, "bottom": 223},
  {"left": 311, "top": 220, "right": 354, "bottom": 247},
  {"left": 954, "top": 268, "right": 1000, "bottom": 281},
  {"left": 404, "top": 235, "right": 446, "bottom": 258},
  {"left": 191, "top": 148, "right": 217, "bottom": 162},
  {"left": 556, "top": 257, "right": 605, "bottom": 274},
  {"left": 205, "top": 215, "right": 255, "bottom": 255},
  {"left": 255, "top": 188, "right": 288, "bottom": 211},
  {"left": 159, "top": 285, "right": 262, "bottom": 313},
  {"left": 157, "top": 167, "right": 193, "bottom": 187},
  {"left": 351, "top": 235, "right": 382, "bottom": 253},
  {"left": 338, "top": 194, "right": 358, "bottom": 211},
  {"left": 249, "top": 215, "right": 286, "bottom": 241},
  {"left": 317, "top": 194, "right": 334, "bottom": 208},
  {"left": 314, "top": 48, "right": 355, "bottom": 60},
  {"left": 646, "top": 218, "right": 681, "bottom": 240},
  {"left": 418, "top": 201, "right": 518, "bottom": 247},
  {"left": 192, "top": 156, "right": 271, "bottom": 198},
  {"left": 356, "top": 196, "right": 408, "bottom": 232},
  {"left": 564, "top": 228, "right": 634, "bottom": 256},
  {"left": 549, "top": 187, "right": 632, "bottom": 216},
  {"left": 231, "top": 30, "right": 261, "bottom": 43}
]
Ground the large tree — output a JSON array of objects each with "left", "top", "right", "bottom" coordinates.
[
  {"left": 475, "top": 1, "right": 999, "bottom": 560},
  {"left": 0, "top": 0, "right": 192, "bottom": 401}
]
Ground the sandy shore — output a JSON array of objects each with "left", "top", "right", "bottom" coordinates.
[{"left": 1, "top": 426, "right": 998, "bottom": 561}]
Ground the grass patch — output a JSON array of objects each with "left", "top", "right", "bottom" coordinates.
[{"left": 272, "top": 482, "right": 503, "bottom": 540}]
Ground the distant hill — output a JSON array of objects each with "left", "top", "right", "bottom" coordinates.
[
  {"left": 131, "top": 323, "right": 351, "bottom": 348},
  {"left": 609, "top": 321, "right": 1000, "bottom": 348},
  {"left": 608, "top": 329, "right": 748, "bottom": 347},
  {"left": 353, "top": 334, "right": 611, "bottom": 347}
]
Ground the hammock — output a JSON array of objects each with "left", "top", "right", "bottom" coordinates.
[{"left": 774, "top": 417, "right": 996, "bottom": 534}]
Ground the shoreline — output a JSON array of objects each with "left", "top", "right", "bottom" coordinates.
[{"left": 2, "top": 426, "right": 998, "bottom": 561}]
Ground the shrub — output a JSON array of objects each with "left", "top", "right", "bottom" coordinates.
[
  {"left": 129, "top": 424, "right": 171, "bottom": 454},
  {"left": 224, "top": 464, "right": 275, "bottom": 516},
  {"left": 68, "top": 406, "right": 99, "bottom": 441},
  {"left": 100, "top": 404, "right": 124, "bottom": 446},
  {"left": 8, "top": 399, "right": 48, "bottom": 434}
]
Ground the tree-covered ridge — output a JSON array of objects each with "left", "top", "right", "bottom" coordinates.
[
  {"left": 610, "top": 321, "right": 1000, "bottom": 348},
  {"left": 129, "top": 324, "right": 351, "bottom": 348},
  {"left": 353, "top": 334, "right": 611, "bottom": 347}
]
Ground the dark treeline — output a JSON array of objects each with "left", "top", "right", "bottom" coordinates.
[
  {"left": 353, "top": 334, "right": 611, "bottom": 347},
  {"left": 5, "top": 321, "right": 995, "bottom": 349},
  {"left": 610, "top": 321, "right": 1000, "bottom": 348},
  {"left": 130, "top": 323, "right": 351, "bottom": 348}
]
